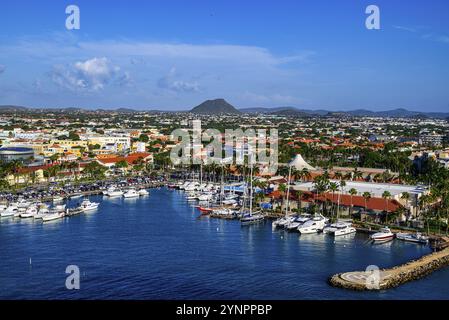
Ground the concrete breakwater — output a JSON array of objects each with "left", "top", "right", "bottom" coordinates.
[{"left": 329, "top": 246, "right": 449, "bottom": 290}]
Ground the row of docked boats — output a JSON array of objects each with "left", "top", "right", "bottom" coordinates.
[
  {"left": 0, "top": 199, "right": 100, "bottom": 222},
  {"left": 103, "top": 186, "right": 149, "bottom": 198},
  {"left": 370, "top": 227, "right": 429, "bottom": 244},
  {"left": 273, "top": 214, "right": 356, "bottom": 235}
]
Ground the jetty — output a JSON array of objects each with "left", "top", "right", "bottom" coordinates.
[{"left": 329, "top": 245, "right": 449, "bottom": 290}]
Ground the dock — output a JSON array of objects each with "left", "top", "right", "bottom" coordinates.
[{"left": 329, "top": 245, "right": 449, "bottom": 290}]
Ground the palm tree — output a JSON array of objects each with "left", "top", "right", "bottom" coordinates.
[
  {"left": 349, "top": 188, "right": 357, "bottom": 217},
  {"left": 328, "top": 182, "right": 339, "bottom": 219},
  {"left": 400, "top": 192, "right": 411, "bottom": 222},
  {"left": 362, "top": 191, "right": 371, "bottom": 213},
  {"left": 382, "top": 191, "right": 392, "bottom": 223},
  {"left": 353, "top": 168, "right": 363, "bottom": 181},
  {"left": 382, "top": 191, "right": 392, "bottom": 213}
]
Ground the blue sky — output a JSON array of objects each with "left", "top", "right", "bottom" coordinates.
[{"left": 0, "top": 0, "right": 448, "bottom": 111}]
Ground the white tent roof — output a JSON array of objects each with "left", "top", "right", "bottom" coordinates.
[{"left": 289, "top": 154, "right": 315, "bottom": 171}]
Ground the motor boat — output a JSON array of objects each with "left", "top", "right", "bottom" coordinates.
[
  {"left": 123, "top": 189, "right": 139, "bottom": 198},
  {"left": 105, "top": 186, "right": 124, "bottom": 197},
  {"left": 323, "top": 221, "right": 357, "bottom": 236},
  {"left": 370, "top": 227, "right": 394, "bottom": 243},
  {"left": 16, "top": 199, "right": 32, "bottom": 209},
  {"left": 1, "top": 205, "right": 18, "bottom": 217},
  {"left": 396, "top": 232, "right": 429, "bottom": 244},
  {"left": 34, "top": 207, "right": 50, "bottom": 219},
  {"left": 70, "top": 193, "right": 83, "bottom": 199},
  {"left": 138, "top": 189, "right": 149, "bottom": 196},
  {"left": 298, "top": 215, "right": 328, "bottom": 234},
  {"left": 198, "top": 193, "right": 214, "bottom": 202},
  {"left": 20, "top": 206, "right": 38, "bottom": 218},
  {"left": 0, "top": 204, "right": 8, "bottom": 214},
  {"left": 80, "top": 199, "right": 100, "bottom": 212},
  {"left": 198, "top": 206, "right": 213, "bottom": 214},
  {"left": 52, "top": 196, "right": 64, "bottom": 203},
  {"left": 286, "top": 214, "right": 312, "bottom": 231},
  {"left": 240, "top": 212, "right": 264, "bottom": 225},
  {"left": 42, "top": 211, "right": 65, "bottom": 222},
  {"left": 212, "top": 208, "right": 235, "bottom": 216}
]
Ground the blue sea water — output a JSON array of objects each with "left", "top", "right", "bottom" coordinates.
[{"left": 0, "top": 187, "right": 448, "bottom": 300}]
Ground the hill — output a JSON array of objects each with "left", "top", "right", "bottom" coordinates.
[{"left": 190, "top": 99, "right": 240, "bottom": 115}]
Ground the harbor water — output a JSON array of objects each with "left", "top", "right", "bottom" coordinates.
[{"left": 0, "top": 187, "right": 448, "bottom": 299}]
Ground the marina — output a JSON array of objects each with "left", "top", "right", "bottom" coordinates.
[{"left": 1, "top": 187, "right": 448, "bottom": 299}]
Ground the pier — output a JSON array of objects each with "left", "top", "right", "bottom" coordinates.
[{"left": 329, "top": 245, "right": 449, "bottom": 290}]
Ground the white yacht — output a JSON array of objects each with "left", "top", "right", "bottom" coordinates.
[
  {"left": 138, "top": 189, "right": 149, "bottom": 196},
  {"left": 323, "top": 221, "right": 357, "bottom": 236},
  {"left": 105, "top": 186, "right": 124, "bottom": 197},
  {"left": 42, "top": 211, "right": 65, "bottom": 222},
  {"left": 20, "top": 206, "right": 38, "bottom": 218},
  {"left": 396, "top": 232, "right": 429, "bottom": 244},
  {"left": 370, "top": 227, "right": 394, "bottom": 243},
  {"left": 1, "top": 205, "right": 18, "bottom": 217},
  {"left": 52, "top": 196, "right": 64, "bottom": 203},
  {"left": 34, "top": 207, "right": 50, "bottom": 219},
  {"left": 16, "top": 199, "right": 32, "bottom": 209},
  {"left": 198, "top": 193, "right": 213, "bottom": 202},
  {"left": 0, "top": 204, "right": 8, "bottom": 214},
  {"left": 123, "top": 189, "right": 139, "bottom": 198},
  {"left": 80, "top": 199, "right": 100, "bottom": 212},
  {"left": 298, "top": 215, "right": 328, "bottom": 234},
  {"left": 285, "top": 214, "right": 312, "bottom": 231}
]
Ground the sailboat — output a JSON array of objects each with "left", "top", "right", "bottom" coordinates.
[
  {"left": 240, "top": 160, "right": 264, "bottom": 225},
  {"left": 273, "top": 163, "right": 293, "bottom": 229}
]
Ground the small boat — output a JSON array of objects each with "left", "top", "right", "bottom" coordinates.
[
  {"left": 370, "top": 227, "right": 394, "bottom": 243},
  {"left": 80, "top": 199, "right": 100, "bottom": 212},
  {"left": 20, "top": 206, "right": 38, "bottom": 218},
  {"left": 104, "top": 186, "right": 124, "bottom": 197},
  {"left": 70, "top": 193, "right": 83, "bottom": 199},
  {"left": 198, "top": 206, "right": 213, "bottom": 214},
  {"left": 1, "top": 205, "right": 18, "bottom": 217},
  {"left": 42, "top": 211, "right": 65, "bottom": 222},
  {"left": 0, "top": 204, "right": 7, "bottom": 213},
  {"left": 16, "top": 199, "right": 32, "bottom": 209},
  {"left": 241, "top": 212, "right": 264, "bottom": 225},
  {"left": 123, "top": 189, "right": 139, "bottom": 198},
  {"left": 323, "top": 222, "right": 357, "bottom": 236},
  {"left": 138, "top": 189, "right": 149, "bottom": 196},
  {"left": 298, "top": 215, "right": 328, "bottom": 234},
  {"left": 34, "top": 207, "right": 50, "bottom": 219},
  {"left": 396, "top": 232, "right": 429, "bottom": 244},
  {"left": 52, "top": 196, "right": 64, "bottom": 203},
  {"left": 198, "top": 193, "right": 214, "bottom": 201}
]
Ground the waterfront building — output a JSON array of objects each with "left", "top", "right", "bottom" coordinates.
[{"left": 0, "top": 146, "right": 35, "bottom": 163}]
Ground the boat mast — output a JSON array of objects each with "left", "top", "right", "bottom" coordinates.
[
  {"left": 285, "top": 164, "right": 292, "bottom": 217},
  {"left": 249, "top": 162, "right": 253, "bottom": 215}
]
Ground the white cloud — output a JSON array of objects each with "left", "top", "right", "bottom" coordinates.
[
  {"left": 158, "top": 67, "right": 200, "bottom": 93},
  {"left": 51, "top": 57, "right": 122, "bottom": 92},
  {"left": 241, "top": 91, "right": 303, "bottom": 105},
  {"left": 393, "top": 25, "right": 416, "bottom": 32}
]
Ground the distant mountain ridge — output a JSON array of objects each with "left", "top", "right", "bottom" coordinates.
[
  {"left": 0, "top": 104, "right": 448, "bottom": 119},
  {"left": 190, "top": 99, "right": 240, "bottom": 114},
  {"left": 239, "top": 106, "right": 449, "bottom": 119}
]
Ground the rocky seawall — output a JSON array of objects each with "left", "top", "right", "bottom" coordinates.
[{"left": 329, "top": 247, "right": 449, "bottom": 290}]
